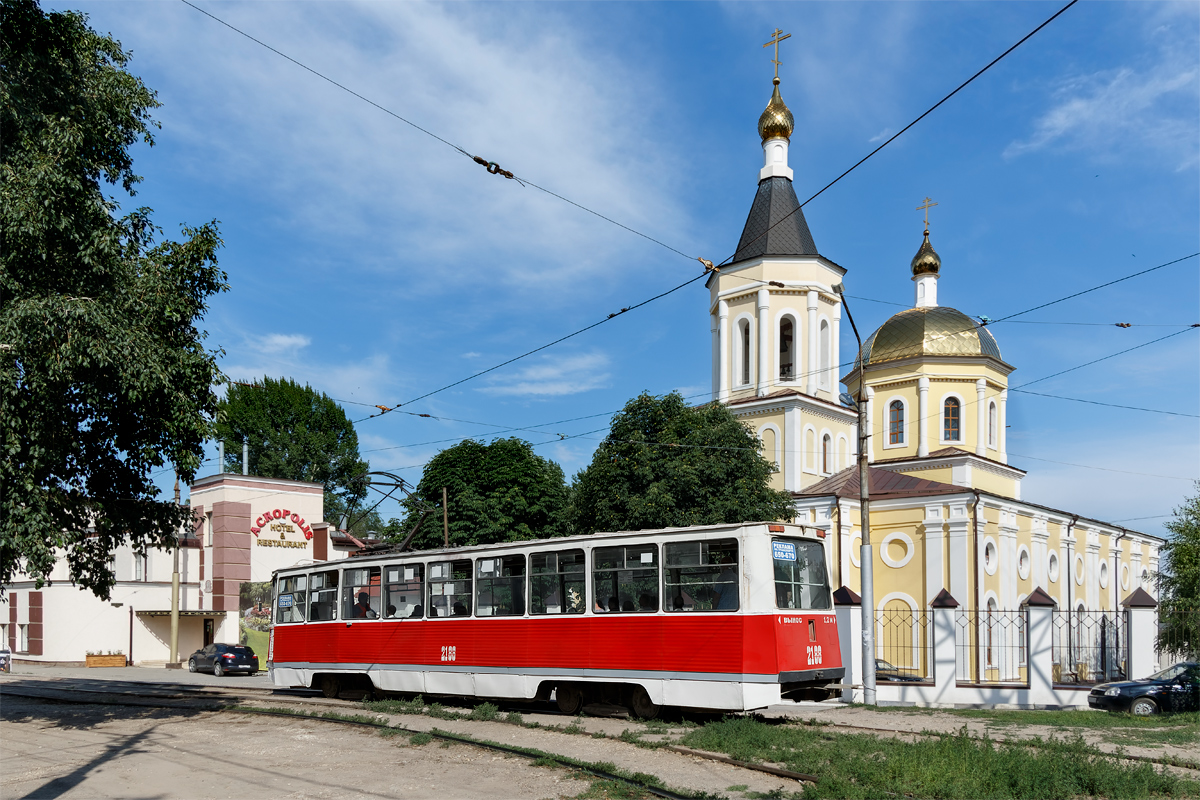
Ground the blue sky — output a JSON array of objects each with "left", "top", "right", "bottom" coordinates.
[{"left": 71, "top": 1, "right": 1198, "bottom": 537}]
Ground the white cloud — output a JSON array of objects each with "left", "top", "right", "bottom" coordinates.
[
  {"left": 868, "top": 128, "right": 893, "bottom": 144},
  {"left": 251, "top": 333, "right": 311, "bottom": 355},
  {"left": 461, "top": 352, "right": 482, "bottom": 359},
  {"left": 480, "top": 351, "right": 611, "bottom": 397}
]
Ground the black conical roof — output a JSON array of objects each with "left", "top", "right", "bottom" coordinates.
[{"left": 732, "top": 176, "right": 818, "bottom": 263}]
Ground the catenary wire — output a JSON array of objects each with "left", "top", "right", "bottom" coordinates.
[{"left": 1007, "top": 388, "right": 1199, "bottom": 418}]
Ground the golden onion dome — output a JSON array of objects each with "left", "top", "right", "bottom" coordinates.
[
  {"left": 758, "top": 79, "right": 795, "bottom": 142},
  {"left": 857, "top": 306, "right": 1003, "bottom": 367},
  {"left": 911, "top": 230, "right": 941, "bottom": 276}
]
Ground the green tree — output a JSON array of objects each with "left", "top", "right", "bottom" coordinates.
[
  {"left": 1, "top": 1, "right": 227, "bottom": 599},
  {"left": 400, "top": 438, "right": 568, "bottom": 549},
  {"left": 216, "top": 377, "right": 368, "bottom": 515},
  {"left": 569, "top": 392, "right": 795, "bottom": 535},
  {"left": 1157, "top": 483, "right": 1200, "bottom": 659}
]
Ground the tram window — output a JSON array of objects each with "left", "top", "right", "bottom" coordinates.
[
  {"left": 308, "top": 570, "right": 339, "bottom": 621},
  {"left": 275, "top": 574, "right": 307, "bottom": 624},
  {"left": 384, "top": 564, "right": 425, "bottom": 618},
  {"left": 476, "top": 555, "right": 526, "bottom": 617},
  {"left": 593, "top": 545, "right": 659, "bottom": 613},
  {"left": 530, "top": 549, "right": 586, "bottom": 615},
  {"left": 664, "top": 539, "right": 739, "bottom": 612},
  {"left": 428, "top": 560, "right": 472, "bottom": 618},
  {"left": 772, "top": 539, "right": 831, "bottom": 610},
  {"left": 342, "top": 566, "right": 382, "bottom": 620}
]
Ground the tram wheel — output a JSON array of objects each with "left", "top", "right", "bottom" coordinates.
[
  {"left": 555, "top": 683, "right": 583, "bottom": 715},
  {"left": 319, "top": 676, "right": 340, "bottom": 699},
  {"left": 628, "top": 686, "right": 660, "bottom": 720}
]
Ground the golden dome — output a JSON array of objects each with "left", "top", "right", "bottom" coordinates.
[
  {"left": 911, "top": 230, "right": 941, "bottom": 276},
  {"left": 857, "top": 306, "right": 1003, "bottom": 367},
  {"left": 758, "top": 79, "right": 794, "bottom": 142}
]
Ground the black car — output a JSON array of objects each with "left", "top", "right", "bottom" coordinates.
[
  {"left": 188, "top": 643, "right": 259, "bottom": 676},
  {"left": 1088, "top": 662, "right": 1199, "bottom": 715},
  {"left": 875, "top": 658, "right": 925, "bottom": 683}
]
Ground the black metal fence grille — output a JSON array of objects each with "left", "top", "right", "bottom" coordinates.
[
  {"left": 874, "top": 608, "right": 932, "bottom": 682},
  {"left": 1052, "top": 609, "right": 1125, "bottom": 685},
  {"left": 1157, "top": 600, "right": 1199, "bottom": 663},
  {"left": 956, "top": 609, "right": 1028, "bottom": 685}
]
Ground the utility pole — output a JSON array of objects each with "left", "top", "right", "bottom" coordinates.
[
  {"left": 442, "top": 487, "right": 450, "bottom": 547},
  {"left": 168, "top": 473, "right": 181, "bottom": 668},
  {"left": 833, "top": 283, "right": 876, "bottom": 705}
]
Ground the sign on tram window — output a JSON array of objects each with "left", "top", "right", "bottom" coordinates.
[
  {"left": 664, "top": 539, "right": 738, "bottom": 612},
  {"left": 276, "top": 574, "right": 307, "bottom": 624},
  {"left": 530, "top": 549, "right": 586, "bottom": 615},
  {"left": 773, "top": 538, "right": 831, "bottom": 610},
  {"left": 593, "top": 545, "right": 659, "bottom": 613},
  {"left": 428, "top": 560, "right": 472, "bottom": 618},
  {"left": 385, "top": 564, "right": 424, "bottom": 619},
  {"left": 342, "top": 566, "right": 382, "bottom": 620},
  {"left": 308, "top": 570, "right": 339, "bottom": 621},
  {"left": 476, "top": 555, "right": 526, "bottom": 617}
]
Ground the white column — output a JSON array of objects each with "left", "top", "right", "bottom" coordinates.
[
  {"left": 718, "top": 300, "right": 730, "bottom": 403},
  {"left": 1125, "top": 602, "right": 1158, "bottom": 679},
  {"left": 1108, "top": 539, "right": 1122, "bottom": 610},
  {"left": 836, "top": 598, "right": 863, "bottom": 703},
  {"left": 863, "top": 385, "right": 875, "bottom": 463},
  {"left": 917, "top": 376, "right": 930, "bottom": 457},
  {"left": 923, "top": 506, "right": 946, "bottom": 606},
  {"left": 998, "top": 389, "right": 1008, "bottom": 462},
  {"left": 710, "top": 313, "right": 719, "bottom": 402},
  {"left": 829, "top": 301, "right": 842, "bottom": 395},
  {"left": 975, "top": 379, "right": 987, "bottom": 457},
  {"left": 947, "top": 503, "right": 970, "bottom": 606},
  {"left": 1024, "top": 600, "right": 1056, "bottom": 705},
  {"left": 784, "top": 406, "right": 800, "bottom": 492},
  {"left": 913, "top": 273, "right": 939, "bottom": 308},
  {"left": 1086, "top": 539, "right": 1101, "bottom": 609},
  {"left": 757, "top": 288, "right": 770, "bottom": 397},
  {"left": 931, "top": 604, "right": 958, "bottom": 704},
  {"left": 806, "top": 290, "right": 819, "bottom": 395},
  {"left": 760, "top": 136, "right": 794, "bottom": 181}
]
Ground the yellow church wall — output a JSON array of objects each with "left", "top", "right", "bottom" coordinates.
[
  {"left": 744, "top": 409, "right": 787, "bottom": 492},
  {"left": 969, "top": 469, "right": 1018, "bottom": 499}
]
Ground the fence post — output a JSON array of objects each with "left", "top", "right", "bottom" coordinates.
[
  {"left": 1023, "top": 587, "right": 1056, "bottom": 706},
  {"left": 930, "top": 589, "right": 958, "bottom": 704},
  {"left": 834, "top": 586, "right": 862, "bottom": 703},
  {"left": 1122, "top": 587, "right": 1158, "bottom": 679}
]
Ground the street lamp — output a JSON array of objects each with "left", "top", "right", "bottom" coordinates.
[{"left": 832, "top": 283, "right": 876, "bottom": 706}]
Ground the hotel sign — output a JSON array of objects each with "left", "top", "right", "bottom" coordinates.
[{"left": 251, "top": 508, "right": 313, "bottom": 540}]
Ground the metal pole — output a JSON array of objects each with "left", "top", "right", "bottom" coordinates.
[
  {"left": 242, "top": 437, "right": 249, "bottom": 476},
  {"left": 442, "top": 487, "right": 450, "bottom": 547},
  {"left": 217, "top": 441, "right": 224, "bottom": 473},
  {"left": 169, "top": 475, "right": 181, "bottom": 667},
  {"left": 128, "top": 606, "right": 133, "bottom": 666},
  {"left": 834, "top": 285, "right": 876, "bottom": 705}
]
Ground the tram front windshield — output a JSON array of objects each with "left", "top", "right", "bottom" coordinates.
[{"left": 772, "top": 538, "right": 831, "bottom": 609}]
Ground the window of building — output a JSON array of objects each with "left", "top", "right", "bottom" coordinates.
[
  {"left": 429, "top": 560, "right": 472, "bottom": 617},
  {"left": 475, "top": 555, "right": 526, "bottom": 617},
  {"left": 593, "top": 544, "right": 658, "bottom": 613},
  {"left": 818, "top": 320, "right": 830, "bottom": 387},
  {"left": 988, "top": 401, "right": 998, "bottom": 448},
  {"left": 821, "top": 434, "right": 832, "bottom": 474},
  {"left": 530, "top": 549, "right": 586, "bottom": 615},
  {"left": 134, "top": 554, "right": 144, "bottom": 582},
  {"left": 986, "top": 597, "right": 998, "bottom": 667},
  {"left": 779, "top": 317, "right": 795, "bottom": 380},
  {"left": 772, "top": 538, "right": 831, "bottom": 609},
  {"left": 664, "top": 539, "right": 738, "bottom": 612},
  {"left": 342, "top": 566, "right": 382, "bottom": 620},
  {"left": 804, "top": 428, "right": 816, "bottom": 472},
  {"left": 384, "top": 564, "right": 424, "bottom": 619},
  {"left": 739, "top": 319, "right": 751, "bottom": 385},
  {"left": 889, "top": 400, "right": 905, "bottom": 445},
  {"left": 206, "top": 511, "right": 214, "bottom": 547},
  {"left": 308, "top": 570, "right": 339, "bottom": 621},
  {"left": 275, "top": 574, "right": 308, "bottom": 624},
  {"left": 943, "top": 397, "right": 961, "bottom": 441}
]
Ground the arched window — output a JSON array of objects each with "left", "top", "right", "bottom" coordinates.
[
  {"left": 821, "top": 434, "right": 831, "bottom": 474},
  {"left": 804, "top": 428, "right": 816, "bottom": 472},
  {"left": 738, "top": 319, "right": 751, "bottom": 386},
  {"left": 988, "top": 401, "right": 998, "bottom": 448},
  {"left": 943, "top": 397, "right": 961, "bottom": 441},
  {"left": 889, "top": 400, "right": 905, "bottom": 445},
  {"left": 818, "top": 320, "right": 830, "bottom": 387},
  {"left": 779, "top": 317, "right": 795, "bottom": 380},
  {"left": 986, "top": 597, "right": 998, "bottom": 667}
]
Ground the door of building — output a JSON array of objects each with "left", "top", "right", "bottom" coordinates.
[{"left": 203, "top": 618, "right": 214, "bottom": 647}]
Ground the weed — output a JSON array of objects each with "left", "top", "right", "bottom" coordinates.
[
  {"left": 563, "top": 722, "right": 586, "bottom": 735},
  {"left": 377, "top": 726, "right": 406, "bottom": 739},
  {"left": 468, "top": 701, "right": 499, "bottom": 721},
  {"left": 726, "top": 786, "right": 749, "bottom": 793},
  {"left": 409, "top": 732, "right": 432, "bottom": 746},
  {"left": 504, "top": 711, "right": 524, "bottom": 725},
  {"left": 566, "top": 777, "right": 655, "bottom": 799},
  {"left": 530, "top": 756, "right": 560, "bottom": 768},
  {"left": 363, "top": 695, "right": 426, "bottom": 715},
  {"left": 592, "top": 731, "right": 607, "bottom": 739}
]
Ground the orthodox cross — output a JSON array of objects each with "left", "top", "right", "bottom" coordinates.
[
  {"left": 763, "top": 28, "right": 791, "bottom": 81},
  {"left": 917, "top": 196, "right": 938, "bottom": 231}
]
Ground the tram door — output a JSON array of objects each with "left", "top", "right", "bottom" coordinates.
[{"left": 203, "top": 619, "right": 214, "bottom": 647}]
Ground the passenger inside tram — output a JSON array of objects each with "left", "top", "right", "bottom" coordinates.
[{"left": 408, "top": 603, "right": 423, "bottom": 618}]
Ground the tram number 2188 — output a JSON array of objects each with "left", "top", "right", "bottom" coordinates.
[
  {"left": 440, "top": 645, "right": 457, "bottom": 662},
  {"left": 806, "top": 645, "right": 823, "bottom": 666}
]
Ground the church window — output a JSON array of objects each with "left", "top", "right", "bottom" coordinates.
[
  {"left": 804, "top": 428, "right": 816, "bottom": 472},
  {"left": 943, "top": 397, "right": 961, "bottom": 441},
  {"left": 779, "top": 317, "right": 795, "bottom": 380},
  {"left": 985, "top": 597, "right": 997, "bottom": 667},
  {"left": 987, "top": 401, "right": 998, "bottom": 448},
  {"left": 888, "top": 400, "right": 905, "bottom": 445},
  {"left": 738, "top": 319, "right": 751, "bottom": 386},
  {"left": 821, "top": 434, "right": 831, "bottom": 474},
  {"left": 1047, "top": 552, "right": 1059, "bottom": 583},
  {"left": 818, "top": 320, "right": 830, "bottom": 388}
]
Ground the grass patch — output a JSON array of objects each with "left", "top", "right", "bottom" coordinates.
[
  {"left": 725, "top": 786, "right": 748, "bottom": 793},
  {"left": 505, "top": 711, "right": 524, "bottom": 725},
  {"left": 410, "top": 731, "right": 432, "bottom": 746},
  {"left": 468, "top": 701, "right": 499, "bottom": 721},
  {"left": 681, "top": 717, "right": 1200, "bottom": 799}
]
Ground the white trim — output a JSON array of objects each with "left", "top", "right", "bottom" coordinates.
[
  {"left": 1120, "top": 563, "right": 1129, "bottom": 591},
  {"left": 757, "top": 423, "right": 782, "bottom": 470},
  {"left": 835, "top": 433, "right": 850, "bottom": 473},
  {"left": 879, "top": 532, "right": 915, "bottom": 569},
  {"left": 1074, "top": 554, "right": 1085, "bottom": 586},
  {"left": 817, "top": 315, "right": 832, "bottom": 390},
  {"left": 819, "top": 428, "right": 834, "bottom": 476},
  {"left": 1016, "top": 544, "right": 1031, "bottom": 581},
  {"left": 1098, "top": 560, "right": 1109, "bottom": 590},
  {"left": 983, "top": 536, "right": 998, "bottom": 576},
  {"left": 875, "top": 591, "right": 921, "bottom": 664},
  {"left": 987, "top": 399, "right": 999, "bottom": 450},
  {"left": 1047, "top": 551, "right": 1060, "bottom": 583},
  {"left": 733, "top": 313, "right": 755, "bottom": 388},
  {"left": 850, "top": 535, "right": 862, "bottom": 567},
  {"left": 939, "top": 391, "right": 967, "bottom": 445},
  {"left": 882, "top": 395, "right": 909, "bottom": 450},
  {"left": 802, "top": 424, "right": 818, "bottom": 474}
]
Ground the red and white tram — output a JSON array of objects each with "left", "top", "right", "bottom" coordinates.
[{"left": 268, "top": 521, "right": 842, "bottom": 717}]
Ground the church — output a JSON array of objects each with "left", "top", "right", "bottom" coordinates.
[{"left": 708, "top": 64, "right": 1163, "bottom": 636}]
